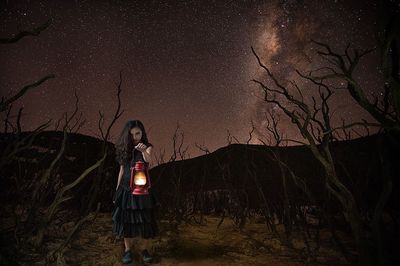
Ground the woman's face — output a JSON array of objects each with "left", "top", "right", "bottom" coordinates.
[{"left": 130, "top": 127, "right": 142, "bottom": 144}]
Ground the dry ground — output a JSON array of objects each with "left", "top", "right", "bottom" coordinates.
[
  {"left": 51, "top": 212, "right": 351, "bottom": 265},
  {"left": 0, "top": 205, "right": 353, "bottom": 265}
]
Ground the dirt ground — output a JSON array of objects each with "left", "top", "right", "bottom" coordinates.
[
  {"left": 47, "top": 212, "right": 351, "bottom": 266},
  {"left": 0, "top": 204, "right": 352, "bottom": 265}
]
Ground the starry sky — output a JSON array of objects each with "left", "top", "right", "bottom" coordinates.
[{"left": 1, "top": 0, "right": 399, "bottom": 159}]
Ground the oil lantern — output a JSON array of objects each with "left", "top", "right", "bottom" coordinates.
[{"left": 129, "top": 160, "right": 151, "bottom": 195}]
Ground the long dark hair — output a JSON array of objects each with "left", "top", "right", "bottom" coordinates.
[{"left": 115, "top": 120, "right": 151, "bottom": 165}]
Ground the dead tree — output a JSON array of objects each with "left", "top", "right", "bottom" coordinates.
[
  {"left": 0, "top": 19, "right": 55, "bottom": 113},
  {"left": 1, "top": 19, "right": 55, "bottom": 169},
  {"left": 206, "top": 129, "right": 249, "bottom": 230},
  {"left": 0, "top": 116, "right": 51, "bottom": 170},
  {"left": 287, "top": 16, "right": 399, "bottom": 266},
  {"left": 29, "top": 89, "right": 83, "bottom": 206},
  {"left": 167, "top": 121, "right": 190, "bottom": 225},
  {"left": 260, "top": 107, "right": 355, "bottom": 261},
  {"left": 29, "top": 151, "right": 106, "bottom": 248},
  {"left": 0, "top": 19, "right": 51, "bottom": 44},
  {"left": 256, "top": 109, "right": 294, "bottom": 245},
  {"left": 0, "top": 19, "right": 57, "bottom": 247},
  {"left": 226, "top": 129, "right": 240, "bottom": 144},
  {"left": 83, "top": 71, "right": 124, "bottom": 214},
  {"left": 26, "top": 88, "right": 89, "bottom": 247},
  {"left": 240, "top": 120, "right": 267, "bottom": 231},
  {"left": 251, "top": 42, "right": 379, "bottom": 265},
  {"left": 0, "top": 18, "right": 107, "bottom": 263}
]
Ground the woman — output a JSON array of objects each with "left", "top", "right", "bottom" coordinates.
[{"left": 112, "top": 120, "right": 159, "bottom": 264}]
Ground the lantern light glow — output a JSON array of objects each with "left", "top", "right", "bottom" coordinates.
[{"left": 134, "top": 171, "right": 147, "bottom": 185}]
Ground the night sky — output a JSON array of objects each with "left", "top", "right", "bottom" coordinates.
[{"left": 1, "top": 0, "right": 398, "bottom": 159}]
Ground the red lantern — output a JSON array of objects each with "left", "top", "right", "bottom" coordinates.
[{"left": 129, "top": 160, "right": 151, "bottom": 195}]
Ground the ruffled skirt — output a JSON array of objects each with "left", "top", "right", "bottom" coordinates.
[{"left": 112, "top": 185, "right": 159, "bottom": 239}]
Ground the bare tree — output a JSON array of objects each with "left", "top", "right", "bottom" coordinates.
[
  {"left": 0, "top": 18, "right": 108, "bottom": 264},
  {"left": 285, "top": 16, "right": 399, "bottom": 265},
  {"left": 194, "top": 142, "right": 210, "bottom": 154},
  {"left": 226, "top": 129, "right": 240, "bottom": 144},
  {"left": 0, "top": 19, "right": 51, "bottom": 44},
  {"left": 30, "top": 89, "right": 84, "bottom": 205},
  {"left": 166, "top": 121, "right": 191, "bottom": 225},
  {"left": 0, "top": 19, "right": 55, "bottom": 113},
  {"left": 83, "top": 71, "right": 124, "bottom": 214},
  {"left": 26, "top": 88, "right": 97, "bottom": 247},
  {"left": 258, "top": 109, "right": 293, "bottom": 243},
  {"left": 250, "top": 34, "right": 389, "bottom": 264},
  {"left": 1, "top": 20, "right": 55, "bottom": 169},
  {"left": 169, "top": 121, "right": 190, "bottom": 162}
]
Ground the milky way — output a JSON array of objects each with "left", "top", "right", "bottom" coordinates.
[{"left": 0, "top": 0, "right": 398, "bottom": 159}]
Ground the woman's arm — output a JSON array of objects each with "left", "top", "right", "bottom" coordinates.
[
  {"left": 142, "top": 146, "right": 153, "bottom": 164},
  {"left": 116, "top": 164, "right": 124, "bottom": 190}
]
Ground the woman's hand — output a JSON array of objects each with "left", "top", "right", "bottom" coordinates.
[{"left": 135, "top": 142, "right": 147, "bottom": 152}]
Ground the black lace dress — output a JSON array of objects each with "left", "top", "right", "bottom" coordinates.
[{"left": 112, "top": 146, "right": 159, "bottom": 239}]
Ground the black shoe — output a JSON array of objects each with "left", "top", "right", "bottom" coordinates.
[
  {"left": 141, "top": 249, "right": 153, "bottom": 264},
  {"left": 122, "top": 249, "right": 133, "bottom": 264}
]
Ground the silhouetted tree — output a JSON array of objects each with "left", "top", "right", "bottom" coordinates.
[{"left": 250, "top": 15, "right": 399, "bottom": 265}]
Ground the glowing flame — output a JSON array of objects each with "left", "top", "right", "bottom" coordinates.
[{"left": 134, "top": 171, "right": 147, "bottom": 186}]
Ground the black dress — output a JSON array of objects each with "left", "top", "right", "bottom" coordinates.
[{"left": 112, "top": 146, "right": 159, "bottom": 239}]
